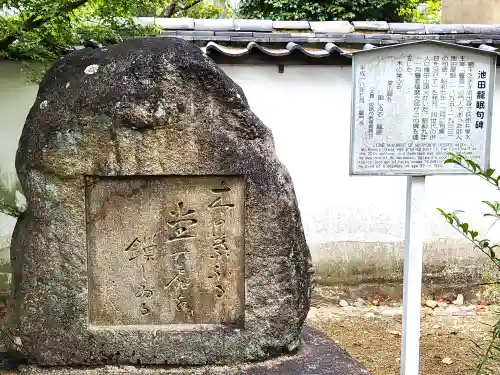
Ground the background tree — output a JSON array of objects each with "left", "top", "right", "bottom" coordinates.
[
  {"left": 237, "top": 0, "right": 441, "bottom": 22},
  {"left": 400, "top": 0, "right": 440, "bottom": 23},
  {"left": 0, "top": 0, "right": 228, "bottom": 79}
]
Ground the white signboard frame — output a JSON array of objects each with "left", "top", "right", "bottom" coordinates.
[
  {"left": 349, "top": 41, "right": 496, "bottom": 176},
  {"left": 348, "top": 41, "right": 497, "bottom": 375}
]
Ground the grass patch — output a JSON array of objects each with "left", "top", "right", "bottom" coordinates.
[{"left": 314, "top": 259, "right": 486, "bottom": 287}]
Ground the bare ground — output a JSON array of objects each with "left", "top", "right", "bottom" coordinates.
[
  {"left": 0, "top": 288, "right": 497, "bottom": 375},
  {"left": 309, "top": 286, "right": 500, "bottom": 375}
]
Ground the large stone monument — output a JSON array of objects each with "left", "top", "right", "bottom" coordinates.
[{"left": 4, "top": 37, "right": 368, "bottom": 375}]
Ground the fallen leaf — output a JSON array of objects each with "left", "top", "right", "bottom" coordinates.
[
  {"left": 437, "top": 297, "right": 453, "bottom": 304},
  {"left": 389, "top": 330, "right": 402, "bottom": 336}
]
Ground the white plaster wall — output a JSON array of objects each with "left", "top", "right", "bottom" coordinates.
[
  {"left": 0, "top": 61, "right": 38, "bottom": 243},
  {"left": 1, "top": 61, "right": 499, "bottom": 266},
  {"left": 218, "top": 65, "right": 500, "bottom": 250}
]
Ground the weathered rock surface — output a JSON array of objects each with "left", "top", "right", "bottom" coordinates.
[
  {"left": 12, "top": 328, "right": 371, "bottom": 375},
  {"left": 6, "top": 37, "right": 313, "bottom": 366}
]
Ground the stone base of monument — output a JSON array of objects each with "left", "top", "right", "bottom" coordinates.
[{"left": 13, "top": 328, "right": 369, "bottom": 375}]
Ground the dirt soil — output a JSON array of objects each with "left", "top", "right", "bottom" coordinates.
[
  {"left": 309, "top": 286, "right": 500, "bottom": 375},
  {"left": 0, "top": 288, "right": 498, "bottom": 375}
]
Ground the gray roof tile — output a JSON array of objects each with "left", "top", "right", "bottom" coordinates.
[
  {"left": 463, "top": 24, "right": 500, "bottom": 33},
  {"left": 310, "top": 21, "right": 354, "bottom": 33},
  {"left": 352, "top": 21, "right": 389, "bottom": 31},
  {"left": 172, "top": 35, "right": 194, "bottom": 41},
  {"left": 234, "top": 19, "right": 273, "bottom": 32},
  {"left": 362, "top": 39, "right": 384, "bottom": 45},
  {"left": 273, "top": 21, "right": 310, "bottom": 30},
  {"left": 154, "top": 17, "right": 194, "bottom": 30},
  {"left": 194, "top": 19, "right": 234, "bottom": 31},
  {"left": 203, "top": 41, "right": 349, "bottom": 58},
  {"left": 253, "top": 32, "right": 291, "bottom": 38},
  {"left": 389, "top": 23, "right": 425, "bottom": 34},
  {"left": 425, "top": 24, "right": 465, "bottom": 34},
  {"left": 456, "top": 39, "right": 488, "bottom": 44},
  {"left": 215, "top": 31, "right": 253, "bottom": 37},
  {"left": 193, "top": 35, "right": 230, "bottom": 41},
  {"left": 364, "top": 33, "right": 396, "bottom": 40},
  {"left": 400, "top": 34, "right": 439, "bottom": 40},
  {"left": 128, "top": 17, "right": 500, "bottom": 62},
  {"left": 159, "top": 30, "right": 178, "bottom": 36},
  {"left": 314, "top": 33, "right": 345, "bottom": 37},
  {"left": 286, "top": 42, "right": 331, "bottom": 57},
  {"left": 178, "top": 30, "right": 215, "bottom": 36},
  {"left": 289, "top": 32, "right": 316, "bottom": 38},
  {"left": 269, "top": 37, "right": 308, "bottom": 43},
  {"left": 479, "top": 44, "right": 498, "bottom": 51},
  {"left": 344, "top": 34, "right": 370, "bottom": 43},
  {"left": 306, "top": 37, "right": 344, "bottom": 43},
  {"left": 246, "top": 37, "right": 271, "bottom": 43},
  {"left": 435, "top": 34, "right": 457, "bottom": 40},
  {"left": 230, "top": 36, "right": 262, "bottom": 42},
  {"left": 380, "top": 40, "right": 402, "bottom": 45}
]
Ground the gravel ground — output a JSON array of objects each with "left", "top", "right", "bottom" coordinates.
[{"left": 308, "top": 286, "right": 500, "bottom": 375}]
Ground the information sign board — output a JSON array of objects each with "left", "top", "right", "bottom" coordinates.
[{"left": 350, "top": 41, "right": 496, "bottom": 176}]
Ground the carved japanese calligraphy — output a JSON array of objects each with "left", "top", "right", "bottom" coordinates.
[
  {"left": 167, "top": 202, "right": 198, "bottom": 242},
  {"left": 87, "top": 176, "right": 244, "bottom": 326},
  {"left": 124, "top": 234, "right": 157, "bottom": 261}
]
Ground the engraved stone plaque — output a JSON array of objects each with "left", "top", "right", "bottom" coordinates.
[{"left": 86, "top": 176, "right": 245, "bottom": 327}]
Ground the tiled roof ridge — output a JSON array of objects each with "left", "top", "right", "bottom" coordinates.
[
  {"left": 123, "top": 18, "right": 500, "bottom": 62},
  {"left": 135, "top": 17, "right": 500, "bottom": 35}
]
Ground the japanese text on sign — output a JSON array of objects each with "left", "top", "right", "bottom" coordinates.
[{"left": 350, "top": 43, "right": 495, "bottom": 175}]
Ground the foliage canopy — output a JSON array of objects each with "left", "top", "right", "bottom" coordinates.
[
  {"left": 237, "top": 0, "right": 441, "bottom": 23},
  {"left": 0, "top": 0, "right": 227, "bottom": 74}
]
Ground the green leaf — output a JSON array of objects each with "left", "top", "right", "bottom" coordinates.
[
  {"left": 466, "top": 159, "right": 480, "bottom": 172},
  {"left": 480, "top": 240, "right": 491, "bottom": 248},
  {"left": 461, "top": 223, "right": 469, "bottom": 233},
  {"left": 486, "top": 168, "right": 496, "bottom": 177},
  {"left": 484, "top": 214, "right": 500, "bottom": 218},
  {"left": 483, "top": 201, "right": 497, "bottom": 210},
  {"left": 436, "top": 208, "right": 446, "bottom": 215}
]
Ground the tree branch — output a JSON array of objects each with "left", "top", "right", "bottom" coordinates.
[
  {"left": 181, "top": 0, "right": 204, "bottom": 11},
  {"left": 163, "top": 1, "right": 179, "bottom": 17},
  {"left": 163, "top": 0, "right": 204, "bottom": 17},
  {"left": 0, "top": 0, "right": 90, "bottom": 51}
]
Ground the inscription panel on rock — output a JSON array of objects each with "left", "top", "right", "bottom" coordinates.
[{"left": 86, "top": 176, "right": 245, "bottom": 327}]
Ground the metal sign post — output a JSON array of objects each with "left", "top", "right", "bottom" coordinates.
[
  {"left": 400, "top": 176, "right": 425, "bottom": 375},
  {"left": 349, "top": 41, "right": 496, "bottom": 375}
]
